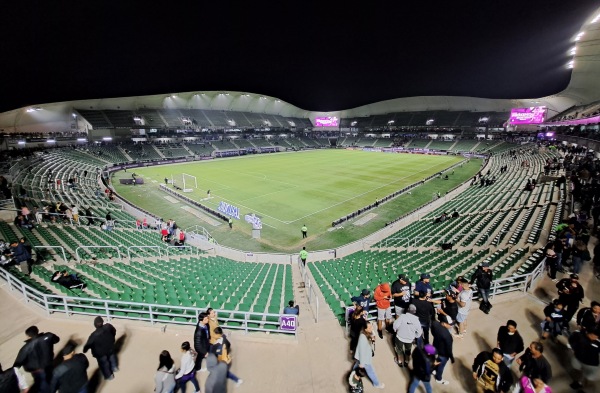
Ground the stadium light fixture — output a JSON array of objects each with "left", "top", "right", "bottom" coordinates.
[
  {"left": 567, "top": 60, "right": 575, "bottom": 69},
  {"left": 46, "top": 139, "right": 55, "bottom": 143},
  {"left": 575, "top": 32, "right": 584, "bottom": 41},
  {"left": 17, "top": 141, "right": 25, "bottom": 145},
  {"left": 103, "top": 137, "right": 113, "bottom": 141},
  {"left": 569, "top": 47, "right": 577, "bottom": 56},
  {"left": 592, "top": 15, "right": 600, "bottom": 23},
  {"left": 387, "top": 120, "right": 395, "bottom": 125},
  {"left": 77, "top": 138, "right": 87, "bottom": 142},
  {"left": 351, "top": 121, "right": 358, "bottom": 126},
  {"left": 26, "top": 107, "right": 42, "bottom": 113}
]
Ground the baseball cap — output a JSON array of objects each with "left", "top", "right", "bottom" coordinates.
[
  {"left": 420, "top": 273, "right": 430, "bottom": 279},
  {"left": 570, "top": 273, "right": 579, "bottom": 280},
  {"left": 361, "top": 289, "right": 370, "bottom": 296},
  {"left": 424, "top": 344, "right": 437, "bottom": 355},
  {"left": 407, "top": 304, "right": 417, "bottom": 314},
  {"left": 482, "top": 262, "right": 490, "bottom": 268}
]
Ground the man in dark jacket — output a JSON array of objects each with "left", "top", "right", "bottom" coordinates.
[
  {"left": 205, "top": 353, "right": 227, "bottom": 393},
  {"left": 194, "top": 312, "right": 211, "bottom": 371},
  {"left": 472, "top": 348, "right": 513, "bottom": 393},
  {"left": 391, "top": 274, "right": 411, "bottom": 318},
  {"left": 556, "top": 273, "right": 584, "bottom": 329},
  {"left": 471, "top": 262, "right": 493, "bottom": 313},
  {"left": 13, "top": 325, "right": 60, "bottom": 393},
  {"left": 516, "top": 341, "right": 552, "bottom": 384},
  {"left": 496, "top": 320, "right": 524, "bottom": 366},
  {"left": 431, "top": 319, "right": 454, "bottom": 385},
  {"left": 0, "top": 362, "right": 29, "bottom": 393},
  {"left": 568, "top": 328, "right": 600, "bottom": 390},
  {"left": 83, "top": 316, "right": 117, "bottom": 380},
  {"left": 50, "top": 343, "right": 89, "bottom": 393},
  {"left": 576, "top": 300, "right": 600, "bottom": 333},
  {"left": 413, "top": 291, "right": 435, "bottom": 345},
  {"left": 408, "top": 344, "right": 438, "bottom": 393}
]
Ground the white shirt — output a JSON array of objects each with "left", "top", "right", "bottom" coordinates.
[{"left": 458, "top": 289, "right": 473, "bottom": 315}]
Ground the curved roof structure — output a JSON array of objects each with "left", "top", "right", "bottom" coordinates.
[{"left": 0, "top": 6, "right": 598, "bottom": 133}]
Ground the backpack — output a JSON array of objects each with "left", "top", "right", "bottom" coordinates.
[{"left": 479, "top": 359, "right": 501, "bottom": 392}]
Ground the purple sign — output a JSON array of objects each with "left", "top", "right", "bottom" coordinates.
[
  {"left": 509, "top": 107, "right": 546, "bottom": 124},
  {"left": 314, "top": 116, "right": 339, "bottom": 127},
  {"left": 279, "top": 315, "right": 297, "bottom": 331}
]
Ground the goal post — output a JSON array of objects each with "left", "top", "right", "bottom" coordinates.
[{"left": 182, "top": 173, "right": 197, "bottom": 193}]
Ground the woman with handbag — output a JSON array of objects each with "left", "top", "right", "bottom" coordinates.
[
  {"left": 175, "top": 342, "right": 201, "bottom": 393},
  {"left": 353, "top": 322, "right": 385, "bottom": 389},
  {"left": 154, "top": 350, "right": 176, "bottom": 393}
]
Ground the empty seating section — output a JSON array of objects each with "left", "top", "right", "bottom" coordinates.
[
  {"left": 86, "top": 145, "right": 129, "bottom": 163},
  {"left": 373, "top": 139, "right": 392, "bottom": 147},
  {"left": 450, "top": 140, "right": 479, "bottom": 152},
  {"left": 427, "top": 140, "right": 454, "bottom": 150},
  {"left": 124, "top": 144, "right": 163, "bottom": 160},
  {"left": 299, "top": 137, "right": 320, "bottom": 147},
  {"left": 75, "top": 109, "right": 112, "bottom": 129},
  {"left": 136, "top": 109, "right": 166, "bottom": 128},
  {"left": 103, "top": 110, "right": 135, "bottom": 128},
  {"left": 213, "top": 139, "right": 238, "bottom": 151},
  {"left": 232, "top": 139, "right": 255, "bottom": 149},
  {"left": 228, "top": 112, "right": 252, "bottom": 128},
  {"left": 184, "top": 143, "right": 216, "bottom": 156},
  {"left": 158, "top": 110, "right": 186, "bottom": 128},
  {"left": 251, "top": 139, "right": 274, "bottom": 148},
  {"left": 154, "top": 143, "right": 191, "bottom": 158}
]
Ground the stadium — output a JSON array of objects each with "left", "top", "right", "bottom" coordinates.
[{"left": 1, "top": 2, "right": 600, "bottom": 393}]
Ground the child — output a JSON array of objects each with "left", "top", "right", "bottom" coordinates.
[{"left": 348, "top": 367, "right": 366, "bottom": 393}]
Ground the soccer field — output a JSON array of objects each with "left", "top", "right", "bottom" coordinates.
[{"left": 113, "top": 150, "right": 479, "bottom": 251}]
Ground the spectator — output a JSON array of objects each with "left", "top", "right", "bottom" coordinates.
[
  {"left": 413, "top": 291, "right": 435, "bottom": 345},
  {"left": 519, "top": 376, "right": 552, "bottom": 393},
  {"left": 556, "top": 273, "right": 584, "bottom": 330},
  {"left": 353, "top": 322, "right": 384, "bottom": 389},
  {"left": 50, "top": 343, "right": 89, "bottom": 393},
  {"left": 393, "top": 304, "right": 422, "bottom": 368},
  {"left": 373, "top": 282, "right": 393, "bottom": 338},
  {"left": 497, "top": 320, "right": 525, "bottom": 366},
  {"left": 175, "top": 341, "right": 200, "bottom": 393},
  {"left": 349, "top": 306, "right": 368, "bottom": 353},
  {"left": 414, "top": 273, "right": 433, "bottom": 298},
  {"left": 193, "top": 312, "right": 211, "bottom": 371},
  {"left": 541, "top": 300, "right": 564, "bottom": 340},
  {"left": 568, "top": 328, "right": 600, "bottom": 391},
  {"left": 472, "top": 348, "right": 513, "bottom": 393},
  {"left": 471, "top": 262, "right": 493, "bottom": 314},
  {"left": 455, "top": 278, "right": 473, "bottom": 338},
  {"left": 204, "top": 353, "right": 228, "bottom": 393},
  {"left": 0, "top": 362, "right": 29, "bottom": 392},
  {"left": 430, "top": 319, "right": 454, "bottom": 385},
  {"left": 210, "top": 327, "right": 243, "bottom": 386},
  {"left": 283, "top": 300, "right": 300, "bottom": 315},
  {"left": 407, "top": 344, "right": 438, "bottom": 393},
  {"left": 576, "top": 300, "right": 600, "bottom": 333},
  {"left": 351, "top": 289, "right": 371, "bottom": 314},
  {"left": 13, "top": 325, "right": 60, "bottom": 393},
  {"left": 570, "top": 240, "right": 590, "bottom": 274},
  {"left": 391, "top": 274, "right": 411, "bottom": 318},
  {"left": 348, "top": 367, "right": 366, "bottom": 393},
  {"left": 154, "top": 350, "right": 176, "bottom": 393},
  {"left": 83, "top": 316, "right": 118, "bottom": 381},
  {"left": 516, "top": 341, "right": 552, "bottom": 386}
]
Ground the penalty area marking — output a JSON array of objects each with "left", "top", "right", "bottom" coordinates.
[
  {"left": 180, "top": 206, "right": 222, "bottom": 226},
  {"left": 163, "top": 196, "right": 179, "bottom": 204}
]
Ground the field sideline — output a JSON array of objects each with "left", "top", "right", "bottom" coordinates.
[{"left": 113, "top": 150, "right": 480, "bottom": 251}]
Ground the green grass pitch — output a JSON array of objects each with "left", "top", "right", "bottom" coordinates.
[{"left": 113, "top": 150, "right": 480, "bottom": 252}]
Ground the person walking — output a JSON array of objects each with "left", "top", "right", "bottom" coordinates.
[
  {"left": 154, "top": 350, "right": 176, "bottom": 393},
  {"left": 228, "top": 217, "right": 232, "bottom": 229},
  {"left": 568, "top": 327, "right": 600, "bottom": 391},
  {"left": 353, "top": 323, "right": 384, "bottom": 389},
  {"left": 455, "top": 279, "right": 473, "bottom": 338},
  {"left": 471, "top": 262, "right": 493, "bottom": 313},
  {"left": 207, "top": 308, "right": 220, "bottom": 345},
  {"left": 541, "top": 300, "right": 564, "bottom": 340},
  {"left": 0, "top": 362, "right": 29, "bottom": 393},
  {"left": 205, "top": 353, "right": 228, "bottom": 393},
  {"left": 392, "top": 304, "right": 422, "bottom": 368},
  {"left": 301, "top": 224, "right": 307, "bottom": 238},
  {"left": 472, "top": 348, "right": 513, "bottom": 393},
  {"left": 407, "top": 344, "right": 439, "bottom": 393},
  {"left": 175, "top": 342, "right": 200, "bottom": 393},
  {"left": 193, "top": 312, "right": 211, "bottom": 371},
  {"left": 211, "top": 327, "right": 243, "bottom": 386},
  {"left": 299, "top": 247, "right": 308, "bottom": 267},
  {"left": 496, "top": 320, "right": 525, "bottom": 366},
  {"left": 50, "top": 343, "right": 89, "bottom": 393},
  {"left": 13, "top": 325, "right": 60, "bottom": 393},
  {"left": 556, "top": 273, "right": 584, "bottom": 330},
  {"left": 516, "top": 342, "right": 552, "bottom": 387},
  {"left": 373, "top": 282, "right": 393, "bottom": 339},
  {"left": 431, "top": 319, "right": 454, "bottom": 385},
  {"left": 83, "top": 316, "right": 118, "bottom": 381}
]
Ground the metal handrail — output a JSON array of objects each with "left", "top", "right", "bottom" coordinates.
[
  {"left": 75, "top": 246, "right": 121, "bottom": 263},
  {"left": 126, "top": 246, "right": 162, "bottom": 260},
  {"left": 165, "top": 245, "right": 199, "bottom": 257},
  {"left": 34, "top": 245, "right": 68, "bottom": 262}
]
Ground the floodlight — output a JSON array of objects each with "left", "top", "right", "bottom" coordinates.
[
  {"left": 77, "top": 138, "right": 87, "bottom": 142},
  {"left": 103, "top": 137, "right": 113, "bottom": 141},
  {"left": 569, "top": 47, "right": 577, "bottom": 55},
  {"left": 46, "top": 139, "right": 55, "bottom": 143},
  {"left": 575, "top": 32, "right": 584, "bottom": 41},
  {"left": 26, "top": 107, "right": 41, "bottom": 113},
  {"left": 351, "top": 121, "right": 358, "bottom": 126},
  {"left": 17, "top": 141, "right": 25, "bottom": 145}
]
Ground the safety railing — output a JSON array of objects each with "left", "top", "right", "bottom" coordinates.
[
  {"left": 34, "top": 245, "right": 69, "bottom": 263},
  {"left": 298, "top": 259, "right": 319, "bottom": 323},
  {"left": 75, "top": 246, "right": 122, "bottom": 263},
  {"left": 126, "top": 246, "right": 162, "bottom": 260},
  {"left": 0, "top": 268, "right": 298, "bottom": 337},
  {"left": 165, "top": 245, "right": 201, "bottom": 258}
]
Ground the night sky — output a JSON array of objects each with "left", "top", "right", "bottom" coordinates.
[{"left": 1, "top": 0, "right": 598, "bottom": 113}]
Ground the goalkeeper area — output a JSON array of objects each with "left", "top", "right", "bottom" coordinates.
[{"left": 113, "top": 150, "right": 480, "bottom": 251}]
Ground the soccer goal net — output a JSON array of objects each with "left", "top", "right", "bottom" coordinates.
[{"left": 181, "top": 173, "right": 197, "bottom": 192}]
